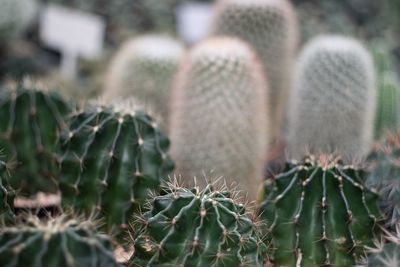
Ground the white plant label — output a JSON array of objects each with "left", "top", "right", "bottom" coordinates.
[
  {"left": 40, "top": 4, "right": 105, "bottom": 78},
  {"left": 176, "top": 2, "right": 213, "bottom": 45}
]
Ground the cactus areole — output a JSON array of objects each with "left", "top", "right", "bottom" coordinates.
[{"left": 259, "top": 155, "right": 383, "bottom": 266}]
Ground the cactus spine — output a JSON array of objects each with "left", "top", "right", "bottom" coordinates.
[
  {"left": 103, "top": 35, "right": 184, "bottom": 127},
  {"left": 258, "top": 155, "right": 383, "bottom": 266},
  {"left": 59, "top": 99, "right": 174, "bottom": 235},
  {"left": 131, "top": 180, "right": 267, "bottom": 266},
  {"left": 0, "top": 82, "right": 71, "bottom": 195},
  {"left": 0, "top": 215, "right": 120, "bottom": 267},
  {"left": 287, "top": 36, "right": 376, "bottom": 161},
  {"left": 367, "top": 224, "right": 400, "bottom": 267},
  {"left": 169, "top": 37, "right": 269, "bottom": 197},
  {"left": 212, "top": 0, "right": 298, "bottom": 140},
  {"left": 0, "top": 158, "right": 15, "bottom": 225}
]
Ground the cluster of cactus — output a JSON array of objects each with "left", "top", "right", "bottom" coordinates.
[
  {"left": 287, "top": 36, "right": 376, "bottom": 161},
  {"left": 104, "top": 35, "right": 184, "bottom": 126},
  {"left": 0, "top": 215, "right": 120, "bottom": 267},
  {"left": 169, "top": 37, "right": 268, "bottom": 197},
  {"left": 258, "top": 155, "right": 383, "bottom": 266},
  {"left": 131, "top": 180, "right": 267, "bottom": 266},
  {"left": 0, "top": 81, "right": 71, "bottom": 195},
  {"left": 0, "top": 158, "right": 15, "bottom": 226},
  {"left": 212, "top": 0, "right": 298, "bottom": 140},
  {"left": 59, "top": 99, "right": 174, "bottom": 235}
]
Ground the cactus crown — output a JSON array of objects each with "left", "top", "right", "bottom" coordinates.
[
  {"left": 0, "top": 214, "right": 120, "bottom": 267},
  {"left": 287, "top": 35, "right": 376, "bottom": 161},
  {"left": 131, "top": 178, "right": 267, "bottom": 266},
  {"left": 59, "top": 98, "right": 174, "bottom": 236},
  {"left": 259, "top": 155, "right": 383, "bottom": 266},
  {"left": 169, "top": 37, "right": 268, "bottom": 197}
]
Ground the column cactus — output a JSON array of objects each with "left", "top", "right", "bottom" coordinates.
[
  {"left": 0, "top": 215, "right": 120, "bottom": 267},
  {"left": 130, "top": 180, "right": 267, "bottom": 266},
  {"left": 103, "top": 35, "right": 184, "bottom": 127},
  {"left": 169, "top": 37, "right": 269, "bottom": 197},
  {"left": 258, "top": 155, "right": 383, "bottom": 266},
  {"left": 287, "top": 36, "right": 376, "bottom": 161},
  {"left": 212, "top": 0, "right": 298, "bottom": 140},
  {"left": 59, "top": 99, "right": 174, "bottom": 236},
  {"left": 0, "top": 81, "right": 71, "bottom": 195}
]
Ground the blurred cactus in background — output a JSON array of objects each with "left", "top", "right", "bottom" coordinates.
[
  {"left": 367, "top": 223, "right": 400, "bottom": 267},
  {"left": 287, "top": 36, "right": 376, "bottom": 161},
  {"left": 213, "top": 0, "right": 298, "bottom": 141},
  {"left": 169, "top": 37, "right": 268, "bottom": 197},
  {"left": 104, "top": 35, "right": 184, "bottom": 127}
]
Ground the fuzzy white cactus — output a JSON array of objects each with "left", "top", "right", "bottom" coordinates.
[
  {"left": 287, "top": 35, "right": 376, "bottom": 161},
  {"left": 169, "top": 37, "right": 269, "bottom": 197}
]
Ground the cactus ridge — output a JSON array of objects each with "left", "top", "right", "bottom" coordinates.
[
  {"left": 59, "top": 99, "right": 174, "bottom": 235},
  {"left": 259, "top": 155, "right": 383, "bottom": 266},
  {"left": 0, "top": 215, "right": 120, "bottom": 267},
  {"left": 213, "top": 0, "right": 298, "bottom": 139},
  {"left": 0, "top": 82, "right": 71, "bottom": 195},
  {"left": 287, "top": 36, "right": 376, "bottom": 161},
  {"left": 169, "top": 37, "right": 268, "bottom": 197},
  {"left": 0, "top": 159, "right": 15, "bottom": 225},
  {"left": 131, "top": 179, "right": 267, "bottom": 266}
]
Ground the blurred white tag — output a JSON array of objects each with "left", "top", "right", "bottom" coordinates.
[
  {"left": 40, "top": 4, "right": 105, "bottom": 78},
  {"left": 176, "top": 2, "right": 213, "bottom": 45}
]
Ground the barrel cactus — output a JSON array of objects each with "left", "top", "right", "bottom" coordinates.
[
  {"left": 131, "top": 180, "right": 267, "bottom": 266},
  {"left": 367, "top": 132, "right": 400, "bottom": 230},
  {"left": 287, "top": 36, "right": 376, "bottom": 161},
  {"left": 259, "top": 155, "right": 383, "bottom": 266},
  {"left": 212, "top": 0, "right": 298, "bottom": 140},
  {"left": 103, "top": 35, "right": 184, "bottom": 127},
  {"left": 0, "top": 158, "right": 15, "bottom": 225},
  {"left": 0, "top": 81, "right": 71, "bottom": 195},
  {"left": 169, "top": 37, "right": 269, "bottom": 197},
  {"left": 0, "top": 215, "right": 120, "bottom": 267},
  {"left": 59, "top": 99, "right": 174, "bottom": 235}
]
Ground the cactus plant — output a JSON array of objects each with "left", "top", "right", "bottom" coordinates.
[
  {"left": 287, "top": 36, "right": 376, "bottom": 161},
  {"left": 212, "top": 0, "right": 298, "bottom": 140},
  {"left": 367, "top": 224, "right": 400, "bottom": 267},
  {"left": 59, "top": 99, "right": 174, "bottom": 236},
  {"left": 103, "top": 35, "right": 184, "bottom": 127},
  {"left": 0, "top": 81, "right": 71, "bottom": 195},
  {"left": 0, "top": 158, "right": 15, "bottom": 225},
  {"left": 131, "top": 179, "right": 267, "bottom": 266},
  {"left": 0, "top": 214, "right": 120, "bottom": 267},
  {"left": 169, "top": 37, "right": 268, "bottom": 197},
  {"left": 258, "top": 155, "right": 383, "bottom": 266},
  {"left": 367, "top": 132, "right": 400, "bottom": 230}
]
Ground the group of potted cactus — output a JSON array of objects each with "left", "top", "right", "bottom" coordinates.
[{"left": 0, "top": 0, "right": 400, "bottom": 266}]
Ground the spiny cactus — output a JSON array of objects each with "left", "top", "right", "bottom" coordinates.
[
  {"left": 0, "top": 81, "right": 71, "bottom": 195},
  {"left": 0, "top": 215, "right": 120, "bottom": 267},
  {"left": 367, "top": 132, "right": 400, "bottom": 230},
  {"left": 59, "top": 99, "right": 174, "bottom": 236},
  {"left": 372, "top": 44, "right": 400, "bottom": 139},
  {"left": 287, "top": 36, "right": 376, "bottom": 161},
  {"left": 212, "top": 0, "right": 298, "bottom": 140},
  {"left": 131, "top": 179, "right": 267, "bottom": 266},
  {"left": 367, "top": 224, "right": 400, "bottom": 267},
  {"left": 0, "top": 0, "right": 38, "bottom": 41},
  {"left": 103, "top": 35, "right": 184, "bottom": 127},
  {"left": 258, "top": 155, "right": 383, "bottom": 266},
  {"left": 169, "top": 37, "right": 268, "bottom": 198},
  {"left": 0, "top": 158, "right": 15, "bottom": 225}
]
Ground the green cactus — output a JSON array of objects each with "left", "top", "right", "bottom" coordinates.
[
  {"left": 0, "top": 214, "right": 120, "bottom": 267},
  {"left": 103, "top": 35, "right": 184, "bottom": 127},
  {"left": 287, "top": 36, "right": 376, "bottom": 161},
  {"left": 372, "top": 44, "right": 400, "bottom": 139},
  {"left": 131, "top": 180, "right": 267, "bottom": 266},
  {"left": 367, "top": 224, "right": 400, "bottom": 267},
  {"left": 59, "top": 99, "right": 174, "bottom": 236},
  {"left": 258, "top": 155, "right": 383, "bottom": 266},
  {"left": 0, "top": 82, "right": 71, "bottom": 195},
  {"left": 0, "top": 158, "right": 15, "bottom": 225},
  {"left": 212, "top": 0, "right": 298, "bottom": 140},
  {"left": 0, "top": 0, "right": 38, "bottom": 42},
  {"left": 367, "top": 132, "right": 400, "bottom": 230},
  {"left": 169, "top": 37, "right": 269, "bottom": 198}
]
